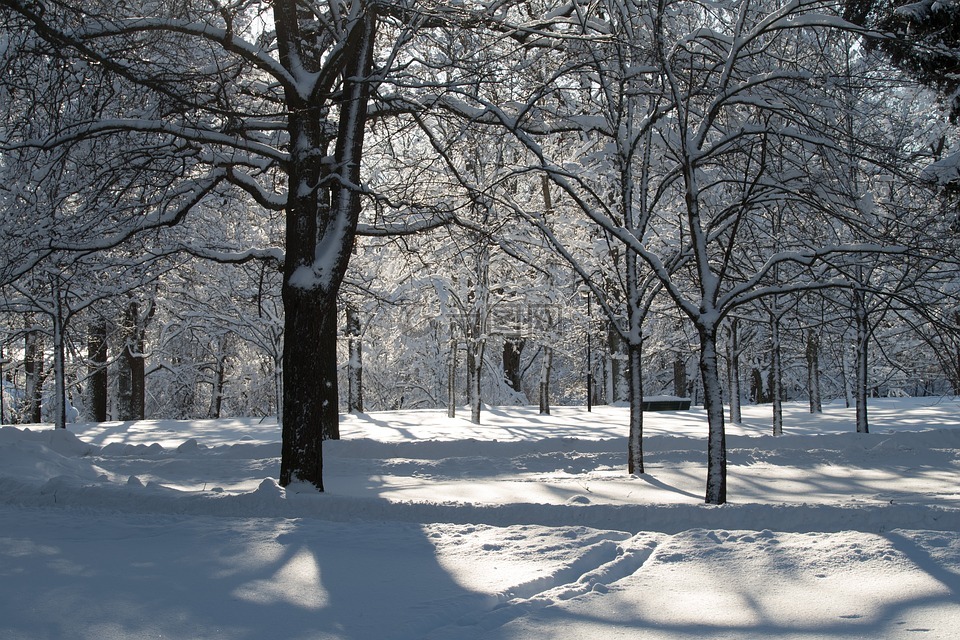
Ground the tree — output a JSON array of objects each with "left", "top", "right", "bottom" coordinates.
[{"left": 0, "top": 0, "right": 464, "bottom": 490}]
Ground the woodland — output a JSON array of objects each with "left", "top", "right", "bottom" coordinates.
[{"left": 0, "top": 0, "right": 959, "bottom": 505}]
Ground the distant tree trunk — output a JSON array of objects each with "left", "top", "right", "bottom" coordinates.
[
  {"left": 502, "top": 338, "right": 524, "bottom": 394},
  {"left": 627, "top": 340, "right": 644, "bottom": 475},
  {"left": 447, "top": 323, "right": 457, "bottom": 418},
  {"left": 24, "top": 330, "right": 42, "bottom": 423},
  {"left": 853, "top": 290, "right": 870, "bottom": 433},
  {"left": 87, "top": 319, "right": 108, "bottom": 422},
  {"left": 207, "top": 350, "right": 225, "bottom": 419},
  {"left": 806, "top": 328, "right": 822, "bottom": 413},
  {"left": 117, "top": 300, "right": 152, "bottom": 421},
  {"left": 51, "top": 281, "right": 67, "bottom": 429},
  {"left": 346, "top": 303, "right": 364, "bottom": 413},
  {"left": 673, "top": 355, "right": 687, "bottom": 398},
  {"left": 539, "top": 345, "right": 552, "bottom": 415},
  {"left": 726, "top": 318, "right": 742, "bottom": 424},
  {"left": 466, "top": 325, "right": 484, "bottom": 425},
  {"left": 770, "top": 312, "right": 783, "bottom": 436}
]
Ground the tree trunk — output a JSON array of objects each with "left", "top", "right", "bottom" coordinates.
[
  {"left": 806, "top": 328, "right": 822, "bottom": 413},
  {"left": 346, "top": 303, "right": 364, "bottom": 413},
  {"left": 274, "top": 3, "right": 375, "bottom": 488},
  {"left": 770, "top": 312, "right": 783, "bottom": 436},
  {"left": 87, "top": 319, "right": 108, "bottom": 422},
  {"left": 700, "top": 326, "right": 727, "bottom": 505},
  {"left": 539, "top": 346, "right": 552, "bottom": 415},
  {"left": 465, "top": 311, "right": 484, "bottom": 424},
  {"left": 854, "top": 290, "right": 870, "bottom": 433},
  {"left": 673, "top": 355, "right": 687, "bottom": 398},
  {"left": 24, "top": 330, "right": 42, "bottom": 423},
  {"left": 502, "top": 338, "right": 524, "bottom": 395},
  {"left": 447, "top": 322, "right": 457, "bottom": 418},
  {"left": 627, "top": 340, "right": 644, "bottom": 475},
  {"left": 117, "top": 300, "right": 150, "bottom": 421},
  {"left": 208, "top": 349, "right": 225, "bottom": 419},
  {"left": 51, "top": 282, "right": 67, "bottom": 429},
  {"left": 726, "top": 318, "right": 742, "bottom": 424},
  {"left": 606, "top": 326, "right": 627, "bottom": 403}
]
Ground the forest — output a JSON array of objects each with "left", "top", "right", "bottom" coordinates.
[{"left": 0, "top": 0, "right": 958, "bottom": 505}]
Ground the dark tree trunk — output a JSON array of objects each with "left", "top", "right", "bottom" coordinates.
[
  {"left": 673, "top": 355, "right": 687, "bottom": 398},
  {"left": 726, "top": 318, "right": 742, "bottom": 424},
  {"left": 502, "top": 338, "right": 524, "bottom": 394},
  {"left": 24, "top": 330, "right": 43, "bottom": 423},
  {"left": 281, "top": 291, "right": 339, "bottom": 488},
  {"left": 806, "top": 328, "right": 822, "bottom": 413},
  {"left": 854, "top": 290, "right": 870, "bottom": 433},
  {"left": 700, "top": 325, "right": 727, "bottom": 505},
  {"left": 117, "top": 300, "right": 151, "bottom": 421},
  {"left": 538, "top": 346, "right": 552, "bottom": 415},
  {"left": 274, "top": 3, "right": 376, "bottom": 489},
  {"left": 87, "top": 319, "right": 108, "bottom": 422},
  {"left": 627, "top": 340, "right": 644, "bottom": 475}
]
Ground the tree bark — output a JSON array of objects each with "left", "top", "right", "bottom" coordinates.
[
  {"left": 673, "top": 355, "right": 687, "bottom": 398},
  {"left": 346, "top": 303, "right": 364, "bottom": 413},
  {"left": 853, "top": 290, "right": 870, "bottom": 433},
  {"left": 806, "top": 328, "right": 822, "bottom": 413},
  {"left": 447, "top": 322, "right": 457, "bottom": 418},
  {"left": 627, "top": 340, "right": 644, "bottom": 475},
  {"left": 726, "top": 318, "right": 742, "bottom": 424},
  {"left": 117, "top": 300, "right": 151, "bottom": 421},
  {"left": 700, "top": 326, "right": 727, "bottom": 505},
  {"left": 538, "top": 346, "right": 552, "bottom": 415},
  {"left": 770, "top": 312, "right": 783, "bottom": 436},
  {"left": 24, "top": 330, "right": 42, "bottom": 423},
  {"left": 502, "top": 338, "right": 524, "bottom": 394},
  {"left": 87, "top": 319, "right": 108, "bottom": 422},
  {"left": 275, "top": 3, "right": 375, "bottom": 488}
]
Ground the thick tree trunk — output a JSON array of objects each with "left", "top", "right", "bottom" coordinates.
[
  {"left": 280, "top": 290, "right": 338, "bottom": 488},
  {"left": 806, "top": 328, "right": 822, "bottom": 413},
  {"left": 274, "top": 3, "right": 375, "bottom": 488},
  {"left": 87, "top": 319, "right": 108, "bottom": 422},
  {"left": 700, "top": 326, "right": 727, "bottom": 505},
  {"left": 627, "top": 340, "right": 644, "bottom": 475},
  {"left": 346, "top": 303, "right": 364, "bottom": 413}
]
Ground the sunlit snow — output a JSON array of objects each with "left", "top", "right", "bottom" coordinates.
[{"left": 1, "top": 397, "right": 959, "bottom": 639}]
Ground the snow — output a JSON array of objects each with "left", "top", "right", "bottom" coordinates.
[{"left": 2, "top": 397, "right": 959, "bottom": 639}]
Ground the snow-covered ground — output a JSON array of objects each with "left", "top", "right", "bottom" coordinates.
[{"left": 1, "top": 397, "right": 959, "bottom": 639}]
